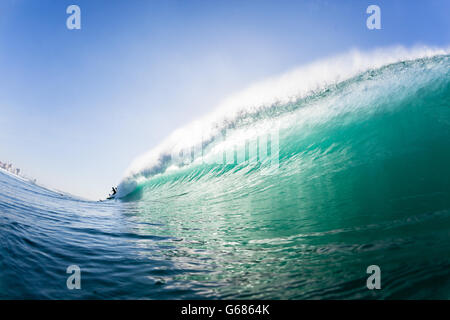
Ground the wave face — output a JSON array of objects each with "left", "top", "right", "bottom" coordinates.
[
  {"left": 119, "top": 47, "right": 450, "bottom": 196},
  {"left": 1, "top": 49, "right": 450, "bottom": 299}
]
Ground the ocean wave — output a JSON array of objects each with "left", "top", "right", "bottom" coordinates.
[{"left": 117, "top": 46, "right": 450, "bottom": 199}]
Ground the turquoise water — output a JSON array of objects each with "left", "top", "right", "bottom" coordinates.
[{"left": 1, "top": 54, "right": 450, "bottom": 299}]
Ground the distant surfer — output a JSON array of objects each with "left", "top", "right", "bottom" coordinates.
[{"left": 105, "top": 186, "right": 118, "bottom": 200}]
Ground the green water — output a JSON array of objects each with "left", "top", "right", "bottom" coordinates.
[{"left": 118, "top": 55, "right": 450, "bottom": 298}]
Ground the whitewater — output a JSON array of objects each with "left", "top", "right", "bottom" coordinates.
[{"left": 1, "top": 47, "right": 450, "bottom": 299}]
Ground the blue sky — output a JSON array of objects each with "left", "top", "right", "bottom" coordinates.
[{"left": 0, "top": 0, "right": 449, "bottom": 199}]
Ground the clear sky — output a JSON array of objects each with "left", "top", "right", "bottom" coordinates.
[{"left": 0, "top": 0, "right": 449, "bottom": 199}]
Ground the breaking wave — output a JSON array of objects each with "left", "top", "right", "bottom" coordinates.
[{"left": 117, "top": 46, "right": 450, "bottom": 199}]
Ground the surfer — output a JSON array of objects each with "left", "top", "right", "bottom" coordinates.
[{"left": 106, "top": 186, "right": 118, "bottom": 200}]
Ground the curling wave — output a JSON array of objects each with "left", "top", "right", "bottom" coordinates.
[{"left": 117, "top": 46, "right": 450, "bottom": 199}]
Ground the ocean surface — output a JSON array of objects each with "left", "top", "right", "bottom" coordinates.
[{"left": 1, "top": 51, "right": 450, "bottom": 299}]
